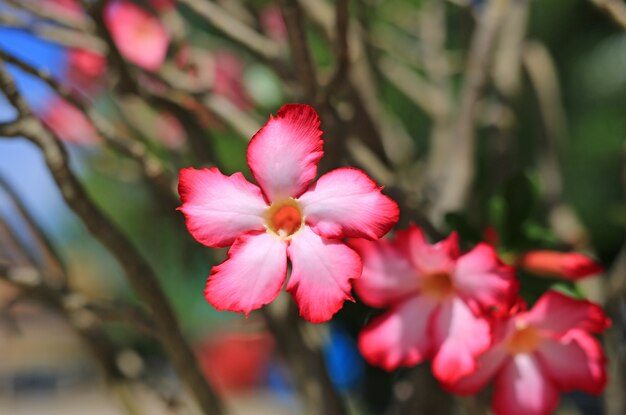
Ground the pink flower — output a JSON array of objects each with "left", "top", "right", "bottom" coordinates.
[
  {"left": 154, "top": 112, "right": 186, "bottom": 150},
  {"left": 519, "top": 250, "right": 603, "bottom": 280},
  {"left": 351, "top": 225, "right": 517, "bottom": 383},
  {"left": 447, "top": 291, "right": 610, "bottom": 415},
  {"left": 212, "top": 50, "right": 253, "bottom": 110},
  {"left": 104, "top": 0, "right": 170, "bottom": 71},
  {"left": 178, "top": 104, "right": 399, "bottom": 323},
  {"left": 260, "top": 6, "right": 288, "bottom": 43},
  {"left": 65, "top": 48, "right": 107, "bottom": 92},
  {"left": 39, "top": 98, "right": 100, "bottom": 145}
]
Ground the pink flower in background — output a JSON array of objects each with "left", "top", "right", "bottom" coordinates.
[
  {"left": 260, "top": 6, "right": 288, "bottom": 43},
  {"left": 447, "top": 291, "right": 610, "bottom": 415},
  {"left": 212, "top": 50, "right": 253, "bottom": 110},
  {"left": 39, "top": 98, "right": 100, "bottom": 145},
  {"left": 351, "top": 225, "right": 517, "bottom": 383},
  {"left": 104, "top": 0, "right": 170, "bottom": 71},
  {"left": 519, "top": 250, "right": 603, "bottom": 280},
  {"left": 197, "top": 330, "right": 274, "bottom": 394},
  {"left": 44, "top": 0, "right": 83, "bottom": 19},
  {"left": 65, "top": 48, "right": 107, "bottom": 92},
  {"left": 155, "top": 112, "right": 186, "bottom": 150},
  {"left": 178, "top": 104, "right": 399, "bottom": 323}
]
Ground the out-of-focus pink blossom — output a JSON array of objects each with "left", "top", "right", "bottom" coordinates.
[
  {"left": 447, "top": 291, "right": 610, "bottom": 415},
  {"left": 260, "top": 6, "right": 288, "bottom": 43},
  {"left": 519, "top": 250, "right": 603, "bottom": 280},
  {"left": 212, "top": 51, "right": 253, "bottom": 110},
  {"left": 154, "top": 112, "right": 186, "bottom": 150},
  {"left": 65, "top": 48, "right": 107, "bottom": 92},
  {"left": 104, "top": 0, "right": 170, "bottom": 71},
  {"left": 351, "top": 225, "right": 518, "bottom": 384},
  {"left": 178, "top": 104, "right": 399, "bottom": 323},
  {"left": 39, "top": 98, "right": 100, "bottom": 145},
  {"left": 197, "top": 330, "right": 274, "bottom": 394}
]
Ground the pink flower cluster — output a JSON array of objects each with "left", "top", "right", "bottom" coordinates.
[{"left": 178, "top": 104, "right": 609, "bottom": 415}]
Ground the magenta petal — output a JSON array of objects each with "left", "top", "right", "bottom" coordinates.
[
  {"left": 350, "top": 238, "right": 419, "bottom": 308},
  {"left": 395, "top": 225, "right": 459, "bottom": 274},
  {"left": 524, "top": 291, "right": 611, "bottom": 335},
  {"left": 445, "top": 346, "right": 508, "bottom": 394},
  {"left": 286, "top": 227, "right": 361, "bottom": 323},
  {"left": 536, "top": 330, "right": 607, "bottom": 395},
  {"left": 178, "top": 167, "right": 267, "bottom": 248},
  {"left": 358, "top": 296, "right": 438, "bottom": 371},
  {"left": 492, "top": 354, "right": 560, "bottom": 415},
  {"left": 453, "top": 243, "right": 518, "bottom": 312},
  {"left": 247, "top": 104, "right": 323, "bottom": 201},
  {"left": 431, "top": 297, "right": 491, "bottom": 384},
  {"left": 205, "top": 232, "right": 287, "bottom": 316},
  {"left": 105, "top": 0, "right": 170, "bottom": 71},
  {"left": 300, "top": 167, "right": 399, "bottom": 240}
]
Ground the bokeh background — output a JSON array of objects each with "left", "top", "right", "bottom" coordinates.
[{"left": 0, "top": 0, "right": 624, "bottom": 414}]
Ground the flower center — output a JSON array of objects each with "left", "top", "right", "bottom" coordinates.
[
  {"left": 422, "top": 272, "right": 454, "bottom": 300},
  {"left": 265, "top": 198, "right": 304, "bottom": 238},
  {"left": 505, "top": 321, "right": 540, "bottom": 354}
]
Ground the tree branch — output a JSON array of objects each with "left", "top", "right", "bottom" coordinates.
[{"left": 0, "top": 62, "right": 224, "bottom": 415}]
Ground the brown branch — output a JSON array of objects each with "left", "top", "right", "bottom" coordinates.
[
  {"left": 0, "top": 175, "right": 67, "bottom": 286},
  {"left": 423, "top": 0, "right": 508, "bottom": 225},
  {"left": 0, "top": 50, "right": 179, "bottom": 210},
  {"left": 177, "top": 0, "right": 290, "bottom": 77},
  {"left": 591, "top": 0, "right": 626, "bottom": 29},
  {"left": 4, "top": 0, "right": 93, "bottom": 32},
  {"left": 0, "top": 62, "right": 225, "bottom": 415},
  {"left": 262, "top": 302, "right": 347, "bottom": 415},
  {"left": 278, "top": 0, "right": 318, "bottom": 100}
]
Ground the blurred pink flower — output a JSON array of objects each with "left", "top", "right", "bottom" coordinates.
[
  {"left": 154, "top": 112, "right": 186, "bottom": 150},
  {"left": 212, "top": 50, "right": 253, "bottom": 110},
  {"left": 351, "top": 225, "right": 518, "bottom": 383},
  {"left": 447, "top": 291, "right": 610, "bottom": 415},
  {"left": 104, "top": 0, "right": 170, "bottom": 71},
  {"left": 178, "top": 104, "right": 398, "bottom": 323},
  {"left": 197, "top": 331, "right": 274, "bottom": 394},
  {"left": 39, "top": 98, "right": 100, "bottom": 145},
  {"left": 519, "top": 250, "right": 603, "bottom": 280},
  {"left": 260, "top": 6, "right": 287, "bottom": 43},
  {"left": 65, "top": 48, "right": 107, "bottom": 92}
]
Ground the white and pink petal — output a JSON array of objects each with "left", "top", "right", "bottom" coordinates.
[
  {"left": 299, "top": 167, "right": 399, "bottom": 240},
  {"left": 358, "top": 296, "right": 438, "bottom": 371},
  {"left": 247, "top": 104, "right": 323, "bottom": 201},
  {"left": 536, "top": 329, "right": 607, "bottom": 395},
  {"left": 453, "top": 243, "right": 518, "bottom": 312},
  {"left": 395, "top": 225, "right": 459, "bottom": 275},
  {"left": 286, "top": 226, "right": 361, "bottom": 323},
  {"left": 492, "top": 354, "right": 560, "bottom": 415},
  {"left": 524, "top": 291, "right": 611, "bottom": 335},
  {"left": 204, "top": 232, "right": 287, "bottom": 316},
  {"left": 445, "top": 346, "right": 508, "bottom": 394},
  {"left": 178, "top": 167, "right": 267, "bottom": 247},
  {"left": 350, "top": 238, "right": 419, "bottom": 308},
  {"left": 431, "top": 297, "right": 491, "bottom": 384}
]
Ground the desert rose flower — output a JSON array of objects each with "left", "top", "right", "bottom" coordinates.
[
  {"left": 39, "top": 98, "right": 100, "bottom": 145},
  {"left": 519, "top": 250, "right": 603, "bottom": 280},
  {"left": 178, "top": 104, "right": 399, "bottom": 323},
  {"left": 104, "top": 0, "right": 170, "bottom": 71},
  {"left": 351, "top": 225, "right": 517, "bottom": 383},
  {"left": 447, "top": 291, "right": 610, "bottom": 415}
]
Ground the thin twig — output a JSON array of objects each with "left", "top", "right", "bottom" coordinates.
[
  {"left": 591, "top": 0, "right": 626, "bottom": 29},
  {"left": 0, "top": 62, "right": 225, "bottom": 415},
  {"left": 0, "top": 175, "right": 67, "bottom": 286},
  {"left": 424, "top": 0, "right": 508, "bottom": 225}
]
